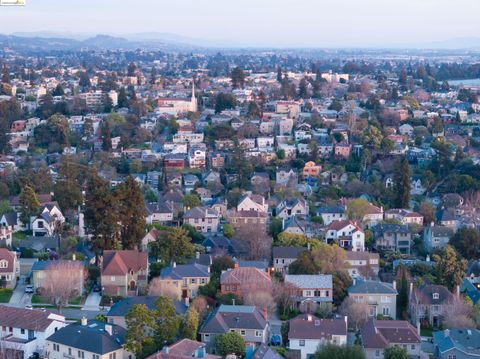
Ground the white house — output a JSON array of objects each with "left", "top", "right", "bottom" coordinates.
[
  {"left": 237, "top": 194, "right": 268, "bottom": 213},
  {"left": 325, "top": 220, "right": 365, "bottom": 252}
]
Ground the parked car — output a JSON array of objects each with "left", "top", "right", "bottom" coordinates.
[
  {"left": 25, "top": 285, "right": 34, "bottom": 294},
  {"left": 92, "top": 284, "right": 101, "bottom": 292},
  {"left": 270, "top": 335, "right": 281, "bottom": 346}
]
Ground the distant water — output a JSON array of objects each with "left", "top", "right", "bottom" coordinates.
[{"left": 448, "top": 78, "right": 480, "bottom": 86}]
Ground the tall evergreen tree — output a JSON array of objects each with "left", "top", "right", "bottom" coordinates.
[
  {"left": 101, "top": 121, "right": 112, "bottom": 151},
  {"left": 393, "top": 157, "right": 411, "bottom": 208},
  {"left": 118, "top": 87, "right": 129, "bottom": 108},
  {"left": 277, "top": 67, "right": 283, "bottom": 82},
  {"left": 230, "top": 66, "right": 245, "bottom": 89},
  {"left": 19, "top": 185, "right": 40, "bottom": 230},
  {"left": 115, "top": 176, "right": 146, "bottom": 249}
]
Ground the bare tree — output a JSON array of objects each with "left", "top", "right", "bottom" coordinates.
[
  {"left": 234, "top": 222, "right": 272, "bottom": 260},
  {"left": 443, "top": 298, "right": 476, "bottom": 329},
  {"left": 148, "top": 277, "right": 181, "bottom": 300},
  {"left": 39, "top": 261, "right": 86, "bottom": 313},
  {"left": 339, "top": 297, "right": 369, "bottom": 331},
  {"left": 272, "top": 280, "right": 296, "bottom": 315},
  {"left": 244, "top": 290, "right": 276, "bottom": 313}
]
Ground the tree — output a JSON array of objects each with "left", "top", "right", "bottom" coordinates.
[
  {"left": 100, "top": 121, "right": 112, "bottom": 151},
  {"left": 313, "top": 344, "right": 365, "bottom": 359},
  {"left": 149, "top": 227, "right": 195, "bottom": 263},
  {"left": 19, "top": 185, "right": 40, "bottom": 229},
  {"left": 215, "top": 93, "right": 237, "bottom": 114},
  {"left": 53, "top": 157, "right": 83, "bottom": 211},
  {"left": 244, "top": 290, "right": 276, "bottom": 312},
  {"left": 298, "top": 78, "right": 308, "bottom": 99},
  {"left": 1, "top": 65, "right": 9, "bottom": 84},
  {"left": 419, "top": 202, "right": 435, "bottom": 225},
  {"left": 312, "top": 243, "right": 347, "bottom": 273},
  {"left": 125, "top": 304, "right": 156, "bottom": 356},
  {"left": 215, "top": 332, "right": 245, "bottom": 356},
  {"left": 115, "top": 176, "right": 146, "bottom": 249},
  {"left": 39, "top": 261, "right": 85, "bottom": 313},
  {"left": 234, "top": 222, "right": 272, "bottom": 260},
  {"left": 433, "top": 245, "right": 467, "bottom": 291},
  {"left": 52, "top": 83, "right": 65, "bottom": 96},
  {"left": 210, "top": 256, "right": 235, "bottom": 278},
  {"left": 393, "top": 158, "right": 411, "bottom": 208},
  {"left": 148, "top": 277, "right": 181, "bottom": 299},
  {"left": 118, "top": 87, "right": 129, "bottom": 108},
  {"left": 443, "top": 298, "right": 476, "bottom": 329},
  {"left": 346, "top": 198, "right": 371, "bottom": 221},
  {"left": 0, "top": 200, "right": 12, "bottom": 216},
  {"left": 182, "top": 308, "right": 199, "bottom": 340},
  {"left": 289, "top": 251, "right": 319, "bottom": 274},
  {"left": 78, "top": 71, "right": 91, "bottom": 89},
  {"left": 182, "top": 193, "right": 201, "bottom": 210},
  {"left": 154, "top": 296, "right": 180, "bottom": 346},
  {"left": 339, "top": 297, "right": 369, "bottom": 330},
  {"left": 384, "top": 346, "right": 408, "bottom": 359},
  {"left": 223, "top": 224, "right": 234, "bottom": 238},
  {"left": 332, "top": 270, "right": 352, "bottom": 306},
  {"left": 231, "top": 67, "right": 245, "bottom": 89},
  {"left": 450, "top": 227, "right": 480, "bottom": 260},
  {"left": 396, "top": 265, "right": 410, "bottom": 319},
  {"left": 277, "top": 67, "right": 283, "bottom": 82}
]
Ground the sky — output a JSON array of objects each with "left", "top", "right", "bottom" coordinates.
[{"left": 0, "top": 0, "right": 479, "bottom": 47}]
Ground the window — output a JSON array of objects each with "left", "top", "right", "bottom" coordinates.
[
  {"left": 0, "top": 260, "right": 7, "bottom": 269},
  {"left": 191, "top": 278, "right": 196, "bottom": 284},
  {"left": 299, "top": 340, "right": 305, "bottom": 347},
  {"left": 325, "top": 290, "right": 329, "bottom": 297},
  {"left": 375, "top": 350, "right": 380, "bottom": 357},
  {"left": 111, "top": 276, "right": 115, "bottom": 282},
  {"left": 411, "top": 345, "right": 415, "bottom": 350},
  {"left": 53, "top": 344, "right": 59, "bottom": 352},
  {"left": 38, "top": 221, "right": 44, "bottom": 228},
  {"left": 200, "top": 278, "right": 206, "bottom": 284},
  {"left": 383, "top": 307, "right": 390, "bottom": 316},
  {"left": 305, "top": 290, "right": 311, "bottom": 297},
  {"left": 93, "top": 355, "right": 99, "bottom": 359},
  {"left": 20, "top": 329, "right": 25, "bottom": 334},
  {"left": 78, "top": 351, "right": 85, "bottom": 358},
  {"left": 68, "top": 348, "right": 72, "bottom": 355},
  {"left": 314, "top": 290, "right": 321, "bottom": 297},
  {"left": 240, "top": 330, "right": 246, "bottom": 336},
  {"left": 204, "top": 334, "right": 210, "bottom": 342},
  {"left": 448, "top": 355, "right": 457, "bottom": 359},
  {"left": 255, "top": 330, "right": 262, "bottom": 337},
  {"left": 433, "top": 293, "right": 439, "bottom": 300}
]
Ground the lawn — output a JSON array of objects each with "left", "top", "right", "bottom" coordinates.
[
  {"left": 31, "top": 294, "right": 49, "bottom": 304},
  {"left": 0, "top": 289, "right": 13, "bottom": 303},
  {"left": 420, "top": 327, "right": 433, "bottom": 337}
]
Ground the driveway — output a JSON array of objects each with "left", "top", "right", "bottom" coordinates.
[
  {"left": 8, "top": 279, "right": 32, "bottom": 308},
  {"left": 268, "top": 310, "right": 283, "bottom": 345},
  {"left": 82, "top": 291, "right": 101, "bottom": 311}
]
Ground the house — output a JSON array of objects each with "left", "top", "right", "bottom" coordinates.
[
  {"left": 361, "top": 318, "right": 421, "bottom": 359},
  {"left": 276, "top": 198, "right": 309, "bottom": 220},
  {"left": 273, "top": 247, "right": 307, "bottom": 273},
  {"left": 409, "top": 284, "right": 456, "bottom": 327},
  {"left": 188, "top": 144, "right": 207, "bottom": 169},
  {"left": 146, "top": 339, "right": 220, "bottom": 359},
  {"left": 345, "top": 251, "right": 380, "bottom": 280},
  {"left": 362, "top": 203, "right": 384, "bottom": 227},
  {"left": 384, "top": 209, "right": 424, "bottom": 226},
  {"left": 275, "top": 169, "right": 298, "bottom": 186},
  {"left": 288, "top": 314, "right": 347, "bottom": 359},
  {"left": 0, "top": 212, "right": 20, "bottom": 232},
  {"left": 227, "top": 210, "right": 268, "bottom": 231},
  {"left": 237, "top": 194, "right": 268, "bottom": 213},
  {"left": 199, "top": 305, "right": 268, "bottom": 352},
  {"left": 107, "top": 296, "right": 187, "bottom": 329},
  {"left": 220, "top": 266, "right": 271, "bottom": 299},
  {"left": 19, "top": 236, "right": 59, "bottom": 254},
  {"left": 316, "top": 205, "right": 346, "bottom": 225},
  {"left": 0, "top": 249, "right": 18, "bottom": 289},
  {"left": 325, "top": 220, "right": 365, "bottom": 252},
  {"left": 284, "top": 274, "right": 333, "bottom": 312},
  {"left": 31, "top": 260, "right": 84, "bottom": 295},
  {"left": 202, "top": 234, "right": 233, "bottom": 255},
  {"left": 101, "top": 250, "right": 149, "bottom": 297},
  {"left": 282, "top": 217, "right": 322, "bottom": 239},
  {"left": 302, "top": 162, "right": 321, "bottom": 178},
  {"left": 373, "top": 224, "right": 411, "bottom": 254},
  {"left": 348, "top": 280, "right": 397, "bottom": 318},
  {"left": 159, "top": 263, "right": 210, "bottom": 300},
  {"left": 145, "top": 202, "right": 174, "bottom": 225},
  {"left": 46, "top": 319, "right": 133, "bottom": 359},
  {"left": 433, "top": 328, "right": 480, "bottom": 359},
  {"left": 183, "top": 207, "right": 219, "bottom": 233},
  {"left": 423, "top": 224, "right": 454, "bottom": 252},
  {"left": 0, "top": 306, "right": 66, "bottom": 359},
  {"left": 31, "top": 203, "right": 65, "bottom": 237}
]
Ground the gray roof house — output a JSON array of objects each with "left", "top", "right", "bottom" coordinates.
[
  {"left": 272, "top": 247, "right": 307, "bottom": 273},
  {"left": 423, "top": 224, "right": 454, "bottom": 253},
  {"left": 348, "top": 280, "right": 398, "bottom": 319},
  {"left": 46, "top": 319, "right": 132, "bottom": 359},
  {"left": 373, "top": 224, "right": 411, "bottom": 254},
  {"left": 284, "top": 274, "right": 333, "bottom": 311},
  {"left": 433, "top": 328, "right": 480, "bottom": 359},
  {"left": 199, "top": 305, "right": 268, "bottom": 352}
]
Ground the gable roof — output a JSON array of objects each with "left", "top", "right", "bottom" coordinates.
[
  {"left": 160, "top": 263, "right": 210, "bottom": 280},
  {"left": 348, "top": 280, "right": 397, "bottom": 295},
  {"left": 0, "top": 305, "right": 64, "bottom": 331},
  {"left": 272, "top": 246, "right": 307, "bottom": 259},
  {"left": 102, "top": 250, "right": 148, "bottom": 276},
  {"left": 433, "top": 328, "right": 480, "bottom": 356},
  {"left": 0, "top": 249, "right": 15, "bottom": 273},
  {"left": 288, "top": 314, "right": 347, "bottom": 340},
  {"left": 146, "top": 339, "right": 220, "bottom": 359},
  {"left": 199, "top": 305, "right": 267, "bottom": 334},
  {"left": 284, "top": 274, "right": 332, "bottom": 289},
  {"left": 107, "top": 296, "right": 187, "bottom": 317},
  {"left": 220, "top": 267, "right": 270, "bottom": 286},
  {"left": 361, "top": 318, "right": 421, "bottom": 349},
  {"left": 411, "top": 284, "right": 455, "bottom": 305}
]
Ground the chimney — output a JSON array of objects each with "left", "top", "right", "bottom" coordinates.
[
  {"left": 234, "top": 262, "right": 239, "bottom": 269},
  {"left": 344, "top": 316, "right": 348, "bottom": 328},
  {"left": 81, "top": 316, "right": 87, "bottom": 326},
  {"left": 173, "top": 262, "right": 176, "bottom": 268},
  {"left": 416, "top": 321, "right": 420, "bottom": 336},
  {"left": 162, "top": 346, "right": 170, "bottom": 354},
  {"left": 409, "top": 282, "right": 413, "bottom": 298},
  {"left": 392, "top": 280, "right": 396, "bottom": 290},
  {"left": 105, "top": 324, "right": 112, "bottom": 336}
]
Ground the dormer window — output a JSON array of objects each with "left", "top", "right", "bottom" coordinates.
[
  {"left": 0, "top": 260, "right": 7, "bottom": 269},
  {"left": 432, "top": 293, "right": 439, "bottom": 300}
]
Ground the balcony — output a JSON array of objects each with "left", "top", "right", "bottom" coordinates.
[{"left": 63, "top": 353, "right": 74, "bottom": 359}]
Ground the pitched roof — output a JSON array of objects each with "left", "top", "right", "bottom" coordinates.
[
  {"left": 433, "top": 328, "right": 480, "bottom": 356},
  {"left": 160, "top": 263, "right": 210, "bottom": 280},
  {"left": 220, "top": 267, "right": 270, "bottom": 286},
  {"left": 47, "top": 320, "right": 126, "bottom": 355},
  {"left": 361, "top": 318, "right": 421, "bottom": 349},
  {"left": 146, "top": 339, "right": 220, "bottom": 359},
  {"left": 348, "top": 280, "right": 397, "bottom": 295},
  {"left": 107, "top": 296, "right": 187, "bottom": 317},
  {"left": 284, "top": 274, "right": 332, "bottom": 289},
  {"left": 411, "top": 284, "right": 455, "bottom": 305},
  {"left": 102, "top": 250, "right": 148, "bottom": 276},
  {"left": 0, "top": 305, "right": 64, "bottom": 331},
  {"left": 327, "top": 220, "right": 359, "bottom": 232},
  {"left": 0, "top": 249, "right": 15, "bottom": 273},
  {"left": 288, "top": 314, "right": 347, "bottom": 340},
  {"left": 184, "top": 206, "right": 218, "bottom": 219},
  {"left": 345, "top": 251, "right": 379, "bottom": 262},
  {"left": 272, "top": 246, "right": 307, "bottom": 259},
  {"left": 199, "top": 305, "right": 267, "bottom": 334}
]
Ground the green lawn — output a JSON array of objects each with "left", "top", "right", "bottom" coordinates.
[
  {"left": 420, "top": 327, "right": 433, "bottom": 337},
  {"left": 31, "top": 294, "right": 48, "bottom": 304},
  {"left": 0, "top": 289, "right": 13, "bottom": 303},
  {"left": 69, "top": 296, "right": 82, "bottom": 305}
]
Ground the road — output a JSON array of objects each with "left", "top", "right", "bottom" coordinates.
[{"left": 8, "top": 279, "right": 32, "bottom": 308}]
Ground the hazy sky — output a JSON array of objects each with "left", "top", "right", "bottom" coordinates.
[{"left": 0, "top": 0, "right": 478, "bottom": 47}]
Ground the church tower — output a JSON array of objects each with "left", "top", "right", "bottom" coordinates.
[{"left": 190, "top": 80, "right": 198, "bottom": 112}]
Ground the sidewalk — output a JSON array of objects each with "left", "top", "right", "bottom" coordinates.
[{"left": 82, "top": 291, "right": 101, "bottom": 311}]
